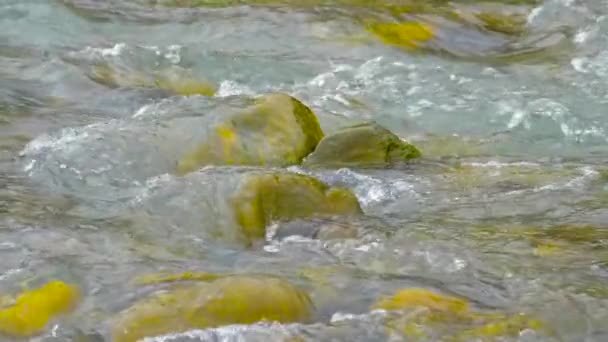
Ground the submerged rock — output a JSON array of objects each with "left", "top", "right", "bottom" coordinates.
[
  {"left": 271, "top": 217, "right": 359, "bottom": 241},
  {"left": 0, "top": 281, "right": 80, "bottom": 337},
  {"left": 471, "top": 224, "right": 608, "bottom": 257},
  {"left": 177, "top": 93, "right": 324, "bottom": 174},
  {"left": 303, "top": 122, "right": 420, "bottom": 168},
  {"left": 372, "top": 288, "right": 469, "bottom": 314},
  {"left": 116, "top": 168, "right": 361, "bottom": 246},
  {"left": 111, "top": 275, "right": 313, "bottom": 342},
  {"left": 89, "top": 64, "right": 216, "bottom": 96},
  {"left": 373, "top": 288, "right": 545, "bottom": 341},
  {"left": 232, "top": 172, "right": 362, "bottom": 241}
]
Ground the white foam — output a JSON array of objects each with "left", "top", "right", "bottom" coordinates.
[
  {"left": 68, "top": 43, "right": 127, "bottom": 59},
  {"left": 141, "top": 322, "right": 294, "bottom": 342},
  {"left": 20, "top": 127, "right": 90, "bottom": 155},
  {"left": 216, "top": 80, "right": 256, "bottom": 97}
]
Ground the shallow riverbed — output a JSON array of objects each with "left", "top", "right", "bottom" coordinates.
[{"left": 1, "top": 1, "right": 608, "bottom": 341}]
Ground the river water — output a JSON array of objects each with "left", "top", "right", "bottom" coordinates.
[{"left": 1, "top": 1, "right": 608, "bottom": 341}]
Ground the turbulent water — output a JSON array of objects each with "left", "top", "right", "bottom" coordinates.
[{"left": 1, "top": 0, "right": 608, "bottom": 341}]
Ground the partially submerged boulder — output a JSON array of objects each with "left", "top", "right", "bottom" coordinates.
[
  {"left": 177, "top": 93, "right": 324, "bottom": 174},
  {"left": 89, "top": 64, "right": 216, "bottom": 96},
  {"left": 117, "top": 168, "right": 362, "bottom": 247},
  {"left": 111, "top": 275, "right": 313, "bottom": 342},
  {"left": 232, "top": 172, "right": 362, "bottom": 241},
  {"left": 303, "top": 122, "right": 421, "bottom": 168}
]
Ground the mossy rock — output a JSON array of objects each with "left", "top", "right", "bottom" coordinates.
[
  {"left": 232, "top": 172, "right": 362, "bottom": 241},
  {"left": 0, "top": 281, "right": 80, "bottom": 337},
  {"left": 302, "top": 122, "right": 420, "bottom": 168},
  {"left": 89, "top": 64, "right": 216, "bottom": 96},
  {"left": 373, "top": 288, "right": 546, "bottom": 341},
  {"left": 373, "top": 288, "right": 469, "bottom": 314},
  {"left": 177, "top": 93, "right": 324, "bottom": 174},
  {"left": 111, "top": 275, "right": 313, "bottom": 342}
]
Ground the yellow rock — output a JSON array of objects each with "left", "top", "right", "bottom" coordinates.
[
  {"left": 0, "top": 281, "right": 80, "bottom": 337},
  {"left": 372, "top": 288, "right": 469, "bottom": 314},
  {"left": 366, "top": 22, "right": 434, "bottom": 49},
  {"left": 112, "top": 276, "right": 313, "bottom": 342}
]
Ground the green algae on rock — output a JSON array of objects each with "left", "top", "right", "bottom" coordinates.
[
  {"left": 302, "top": 122, "right": 420, "bottom": 168},
  {"left": 111, "top": 275, "right": 313, "bottom": 342},
  {"left": 177, "top": 93, "right": 324, "bottom": 174},
  {"left": 232, "top": 172, "right": 362, "bottom": 241}
]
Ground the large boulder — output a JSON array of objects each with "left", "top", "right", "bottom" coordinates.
[
  {"left": 176, "top": 93, "right": 324, "bottom": 174},
  {"left": 303, "top": 122, "right": 421, "bottom": 168},
  {"left": 111, "top": 275, "right": 313, "bottom": 342}
]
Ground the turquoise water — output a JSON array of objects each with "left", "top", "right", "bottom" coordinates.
[{"left": 1, "top": 1, "right": 608, "bottom": 341}]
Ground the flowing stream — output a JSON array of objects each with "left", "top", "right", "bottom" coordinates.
[{"left": 1, "top": 1, "right": 608, "bottom": 341}]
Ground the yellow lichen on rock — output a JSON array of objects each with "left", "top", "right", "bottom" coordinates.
[
  {"left": 373, "top": 288, "right": 469, "bottom": 314},
  {"left": 232, "top": 172, "right": 362, "bottom": 241},
  {"left": 366, "top": 21, "right": 434, "bottom": 49},
  {"left": 111, "top": 275, "right": 313, "bottom": 342},
  {"left": 176, "top": 93, "right": 324, "bottom": 174},
  {"left": 0, "top": 281, "right": 80, "bottom": 337}
]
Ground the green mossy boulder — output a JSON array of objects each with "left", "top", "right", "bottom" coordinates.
[
  {"left": 111, "top": 275, "right": 313, "bottom": 342},
  {"left": 232, "top": 172, "right": 362, "bottom": 241},
  {"left": 302, "top": 122, "right": 420, "bottom": 168},
  {"left": 176, "top": 93, "right": 324, "bottom": 175}
]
